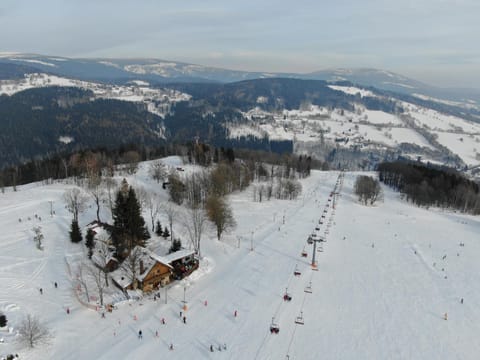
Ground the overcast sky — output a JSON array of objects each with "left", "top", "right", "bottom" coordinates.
[{"left": 1, "top": 0, "right": 479, "bottom": 88}]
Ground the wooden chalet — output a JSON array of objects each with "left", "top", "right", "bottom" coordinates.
[
  {"left": 111, "top": 247, "right": 173, "bottom": 293},
  {"left": 111, "top": 247, "right": 199, "bottom": 293}
]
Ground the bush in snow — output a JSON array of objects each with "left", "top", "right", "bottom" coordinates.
[
  {"left": 0, "top": 313, "right": 7, "bottom": 327},
  {"left": 32, "top": 226, "right": 44, "bottom": 250},
  {"left": 169, "top": 239, "right": 182, "bottom": 254}
]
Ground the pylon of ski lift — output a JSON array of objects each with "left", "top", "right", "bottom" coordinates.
[{"left": 311, "top": 261, "right": 318, "bottom": 271}]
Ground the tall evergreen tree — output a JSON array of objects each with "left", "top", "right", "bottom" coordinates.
[
  {"left": 112, "top": 179, "right": 150, "bottom": 259},
  {"left": 85, "top": 229, "right": 95, "bottom": 259},
  {"left": 155, "top": 220, "right": 163, "bottom": 236},
  {"left": 70, "top": 220, "right": 82, "bottom": 243}
]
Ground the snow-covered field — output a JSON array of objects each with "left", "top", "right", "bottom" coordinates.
[
  {"left": 229, "top": 91, "right": 480, "bottom": 168},
  {"left": 1, "top": 158, "right": 479, "bottom": 359}
]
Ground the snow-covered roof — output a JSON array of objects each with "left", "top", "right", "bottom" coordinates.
[
  {"left": 91, "top": 249, "right": 117, "bottom": 269},
  {"left": 110, "top": 268, "right": 131, "bottom": 289},
  {"left": 111, "top": 246, "right": 173, "bottom": 288},
  {"left": 163, "top": 249, "right": 195, "bottom": 263}
]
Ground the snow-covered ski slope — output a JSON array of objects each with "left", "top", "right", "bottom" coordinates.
[{"left": 0, "top": 159, "right": 479, "bottom": 359}]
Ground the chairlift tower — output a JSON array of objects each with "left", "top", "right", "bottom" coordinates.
[{"left": 307, "top": 234, "right": 323, "bottom": 269}]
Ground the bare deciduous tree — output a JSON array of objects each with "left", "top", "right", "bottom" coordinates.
[
  {"left": 76, "top": 263, "right": 91, "bottom": 303},
  {"left": 121, "top": 246, "right": 143, "bottom": 290},
  {"left": 17, "top": 314, "right": 51, "bottom": 348},
  {"left": 183, "top": 205, "right": 208, "bottom": 258},
  {"left": 92, "top": 234, "right": 112, "bottom": 286},
  {"left": 354, "top": 175, "right": 382, "bottom": 205},
  {"left": 163, "top": 202, "right": 178, "bottom": 241},
  {"left": 122, "top": 150, "right": 141, "bottom": 175},
  {"left": 148, "top": 160, "right": 167, "bottom": 183},
  {"left": 87, "top": 262, "right": 107, "bottom": 306},
  {"left": 104, "top": 177, "right": 117, "bottom": 219},
  {"left": 88, "top": 182, "right": 104, "bottom": 223},
  {"left": 64, "top": 188, "right": 88, "bottom": 222},
  {"left": 134, "top": 186, "right": 148, "bottom": 210},
  {"left": 206, "top": 196, "right": 236, "bottom": 241},
  {"left": 145, "top": 195, "right": 161, "bottom": 232}
]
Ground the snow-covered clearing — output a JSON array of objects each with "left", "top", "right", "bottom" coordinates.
[
  {"left": 403, "top": 103, "right": 480, "bottom": 134},
  {"left": 328, "top": 85, "right": 376, "bottom": 98},
  {"left": 0, "top": 160, "right": 479, "bottom": 359},
  {"left": 432, "top": 131, "right": 480, "bottom": 166}
]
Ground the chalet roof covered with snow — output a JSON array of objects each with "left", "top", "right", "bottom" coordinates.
[
  {"left": 110, "top": 246, "right": 173, "bottom": 287},
  {"left": 162, "top": 249, "right": 195, "bottom": 263}
]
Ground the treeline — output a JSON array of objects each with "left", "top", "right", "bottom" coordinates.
[
  {"left": 168, "top": 144, "right": 322, "bottom": 206},
  {"left": 377, "top": 161, "right": 480, "bottom": 214},
  {"left": 0, "top": 140, "right": 323, "bottom": 191},
  {"left": 0, "top": 143, "right": 181, "bottom": 189}
]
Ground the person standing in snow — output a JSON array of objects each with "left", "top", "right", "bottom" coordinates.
[
  {"left": 54, "top": 282, "right": 58, "bottom": 288},
  {"left": 210, "top": 345, "right": 214, "bottom": 352},
  {"left": 39, "top": 288, "right": 43, "bottom": 295},
  {"left": 444, "top": 313, "right": 448, "bottom": 321},
  {"left": 138, "top": 330, "right": 143, "bottom": 339},
  {"left": 234, "top": 310, "right": 238, "bottom": 318},
  {"left": 183, "top": 316, "right": 186, "bottom": 324}
]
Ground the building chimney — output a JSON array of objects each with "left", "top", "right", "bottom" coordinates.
[{"left": 140, "top": 260, "right": 145, "bottom": 274}]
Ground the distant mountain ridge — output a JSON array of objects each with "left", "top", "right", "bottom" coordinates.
[{"left": 1, "top": 53, "right": 479, "bottom": 106}]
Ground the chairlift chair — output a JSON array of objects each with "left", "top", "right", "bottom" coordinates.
[
  {"left": 283, "top": 288, "right": 292, "bottom": 301},
  {"left": 304, "top": 282, "right": 312, "bottom": 293},
  {"left": 301, "top": 249, "right": 308, "bottom": 257},
  {"left": 294, "top": 265, "right": 301, "bottom": 276},
  {"left": 270, "top": 317, "right": 280, "bottom": 334},
  {"left": 295, "top": 311, "right": 304, "bottom": 325}
]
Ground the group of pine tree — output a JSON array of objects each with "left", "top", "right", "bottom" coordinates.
[{"left": 70, "top": 178, "right": 150, "bottom": 263}]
